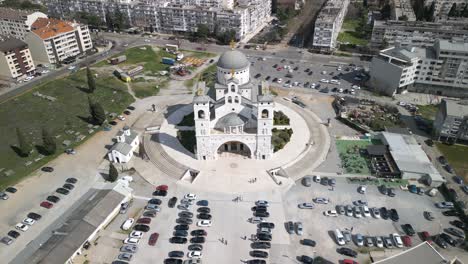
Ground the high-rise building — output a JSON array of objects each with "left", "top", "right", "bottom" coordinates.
[
  {"left": 434, "top": 98, "right": 468, "bottom": 143},
  {"left": 312, "top": 0, "right": 350, "bottom": 51},
  {"left": 0, "top": 7, "right": 48, "bottom": 40},
  {"left": 0, "top": 35, "right": 35, "bottom": 79}
]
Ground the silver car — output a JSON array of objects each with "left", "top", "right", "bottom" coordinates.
[
  {"left": 1, "top": 236, "right": 13, "bottom": 245},
  {"left": 365, "top": 236, "right": 374, "bottom": 247},
  {"left": 345, "top": 205, "right": 353, "bottom": 217},
  {"left": 298, "top": 203, "right": 314, "bottom": 209},
  {"left": 120, "top": 244, "right": 138, "bottom": 253},
  {"left": 313, "top": 197, "right": 329, "bottom": 204},
  {"left": 145, "top": 204, "right": 160, "bottom": 211},
  {"left": 118, "top": 252, "right": 133, "bottom": 261},
  {"left": 295, "top": 222, "right": 303, "bottom": 235}
]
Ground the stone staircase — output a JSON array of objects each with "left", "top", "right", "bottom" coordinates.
[{"left": 143, "top": 133, "right": 189, "bottom": 180}]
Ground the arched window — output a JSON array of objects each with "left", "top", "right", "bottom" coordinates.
[
  {"left": 231, "top": 85, "right": 235, "bottom": 92},
  {"left": 228, "top": 96, "right": 232, "bottom": 103},
  {"left": 261, "top": 109, "right": 269, "bottom": 118},
  {"left": 198, "top": 110, "right": 205, "bottom": 119},
  {"left": 234, "top": 96, "right": 239, "bottom": 103}
]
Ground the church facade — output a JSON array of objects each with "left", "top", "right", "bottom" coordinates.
[{"left": 193, "top": 49, "right": 275, "bottom": 160}]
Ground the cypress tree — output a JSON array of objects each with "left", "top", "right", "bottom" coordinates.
[
  {"left": 16, "top": 127, "right": 32, "bottom": 157},
  {"left": 41, "top": 128, "right": 56, "bottom": 155},
  {"left": 108, "top": 163, "right": 118, "bottom": 182},
  {"left": 87, "top": 67, "right": 96, "bottom": 93},
  {"left": 88, "top": 96, "right": 106, "bottom": 125}
]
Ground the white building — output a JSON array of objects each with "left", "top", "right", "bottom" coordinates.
[
  {"left": 0, "top": 7, "right": 47, "bottom": 40},
  {"left": 369, "top": 39, "right": 468, "bottom": 97},
  {"left": 312, "top": 0, "right": 350, "bottom": 51},
  {"left": 24, "top": 18, "right": 93, "bottom": 64},
  {"left": 108, "top": 126, "right": 140, "bottom": 163},
  {"left": 0, "top": 35, "right": 35, "bottom": 79},
  {"left": 391, "top": 0, "right": 416, "bottom": 21},
  {"left": 193, "top": 48, "right": 274, "bottom": 160},
  {"left": 425, "top": 0, "right": 468, "bottom": 21}
]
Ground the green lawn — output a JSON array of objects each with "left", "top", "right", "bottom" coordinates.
[
  {"left": 338, "top": 31, "right": 369, "bottom": 46},
  {"left": 336, "top": 140, "right": 372, "bottom": 174},
  {"left": 342, "top": 19, "right": 360, "bottom": 31},
  {"left": 184, "top": 64, "right": 217, "bottom": 90},
  {"left": 181, "top": 50, "right": 216, "bottom": 59},
  {"left": 436, "top": 142, "right": 468, "bottom": 181},
  {"left": 0, "top": 70, "right": 134, "bottom": 189},
  {"left": 417, "top": 104, "right": 439, "bottom": 121},
  {"left": 114, "top": 45, "right": 175, "bottom": 74}
]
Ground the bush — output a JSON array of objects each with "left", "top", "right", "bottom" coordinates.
[
  {"left": 273, "top": 111, "right": 290, "bottom": 125},
  {"left": 272, "top": 128, "right": 293, "bottom": 152}
]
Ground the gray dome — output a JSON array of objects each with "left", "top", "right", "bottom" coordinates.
[
  {"left": 215, "top": 113, "right": 248, "bottom": 129},
  {"left": 217, "top": 50, "right": 249, "bottom": 69}
]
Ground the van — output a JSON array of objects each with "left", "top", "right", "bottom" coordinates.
[{"left": 334, "top": 229, "right": 345, "bottom": 245}]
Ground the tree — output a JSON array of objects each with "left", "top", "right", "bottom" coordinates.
[
  {"left": 462, "top": 4, "right": 468, "bottom": 17},
  {"left": 108, "top": 163, "right": 118, "bottom": 182},
  {"left": 88, "top": 97, "right": 106, "bottom": 125},
  {"left": 425, "top": 1, "right": 435, "bottom": 21},
  {"left": 381, "top": 3, "right": 391, "bottom": 19},
  {"left": 398, "top": 15, "right": 408, "bottom": 21},
  {"left": 105, "top": 10, "right": 114, "bottom": 30},
  {"left": 41, "top": 128, "right": 56, "bottom": 155},
  {"left": 448, "top": 3, "right": 458, "bottom": 17},
  {"left": 16, "top": 127, "right": 32, "bottom": 157},
  {"left": 114, "top": 8, "right": 127, "bottom": 31},
  {"left": 87, "top": 67, "right": 96, "bottom": 93},
  {"left": 196, "top": 24, "right": 210, "bottom": 40}
]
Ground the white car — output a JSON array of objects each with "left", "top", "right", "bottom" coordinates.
[
  {"left": 41, "top": 70, "right": 50, "bottom": 74},
  {"left": 362, "top": 206, "right": 371, "bottom": 217},
  {"left": 123, "top": 237, "right": 140, "bottom": 244},
  {"left": 255, "top": 200, "right": 269, "bottom": 207},
  {"left": 15, "top": 223, "right": 29, "bottom": 232},
  {"left": 371, "top": 207, "right": 381, "bottom": 218},
  {"left": 22, "top": 218, "right": 36, "bottom": 226},
  {"left": 249, "top": 217, "right": 264, "bottom": 224},
  {"left": 391, "top": 233, "right": 404, "bottom": 248},
  {"left": 122, "top": 176, "right": 133, "bottom": 182},
  {"left": 330, "top": 80, "right": 340, "bottom": 85},
  {"left": 122, "top": 218, "right": 135, "bottom": 231},
  {"left": 354, "top": 207, "right": 362, "bottom": 218},
  {"left": 277, "top": 78, "right": 282, "bottom": 83},
  {"left": 188, "top": 251, "right": 203, "bottom": 258},
  {"left": 352, "top": 85, "right": 360, "bottom": 90},
  {"left": 130, "top": 231, "right": 144, "bottom": 239},
  {"left": 313, "top": 175, "right": 321, "bottom": 183},
  {"left": 358, "top": 185, "right": 366, "bottom": 194},
  {"left": 298, "top": 203, "right": 314, "bottom": 209},
  {"left": 184, "top": 193, "right": 197, "bottom": 200},
  {"left": 144, "top": 39, "right": 151, "bottom": 42},
  {"left": 323, "top": 210, "right": 338, "bottom": 217},
  {"left": 321, "top": 71, "right": 327, "bottom": 75},
  {"left": 117, "top": 115, "right": 126, "bottom": 121},
  {"left": 320, "top": 79, "right": 329, "bottom": 83},
  {"left": 24, "top": 76, "right": 34, "bottom": 81},
  {"left": 197, "top": 220, "right": 212, "bottom": 227},
  {"left": 67, "top": 66, "right": 76, "bottom": 70},
  {"left": 375, "top": 236, "right": 384, "bottom": 248}
]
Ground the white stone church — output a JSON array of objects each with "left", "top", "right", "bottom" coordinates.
[{"left": 192, "top": 48, "right": 275, "bottom": 160}]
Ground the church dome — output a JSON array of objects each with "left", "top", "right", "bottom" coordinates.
[
  {"left": 215, "top": 113, "right": 248, "bottom": 129},
  {"left": 217, "top": 50, "right": 249, "bottom": 69}
]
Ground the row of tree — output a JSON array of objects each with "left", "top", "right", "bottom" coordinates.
[
  {"left": 448, "top": 3, "right": 468, "bottom": 17},
  {"left": 192, "top": 24, "right": 237, "bottom": 45}
]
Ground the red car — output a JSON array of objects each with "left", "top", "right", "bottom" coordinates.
[
  {"left": 421, "top": 231, "right": 432, "bottom": 244},
  {"left": 40, "top": 201, "right": 53, "bottom": 209},
  {"left": 148, "top": 232, "right": 159, "bottom": 246},
  {"left": 137, "top": 217, "right": 151, "bottom": 224},
  {"left": 156, "top": 185, "right": 168, "bottom": 191},
  {"left": 402, "top": 235, "right": 412, "bottom": 247},
  {"left": 343, "top": 259, "right": 359, "bottom": 264},
  {"left": 277, "top": 67, "right": 283, "bottom": 71}
]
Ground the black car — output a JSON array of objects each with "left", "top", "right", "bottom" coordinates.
[
  {"left": 390, "top": 209, "right": 399, "bottom": 222},
  {"left": 272, "top": 78, "right": 278, "bottom": 82},
  {"left": 8, "top": 230, "right": 20, "bottom": 238},
  {"left": 379, "top": 185, "right": 388, "bottom": 195},
  {"left": 176, "top": 218, "right": 193, "bottom": 225},
  {"left": 402, "top": 224, "right": 415, "bottom": 236},
  {"left": 169, "top": 237, "right": 187, "bottom": 244},
  {"left": 173, "top": 230, "right": 188, "bottom": 237},
  {"left": 47, "top": 195, "right": 60, "bottom": 203},
  {"left": 246, "top": 260, "right": 266, "bottom": 264},
  {"left": 251, "top": 242, "right": 271, "bottom": 249},
  {"left": 440, "top": 233, "right": 456, "bottom": 246},
  {"left": 448, "top": 188, "right": 458, "bottom": 200},
  {"left": 198, "top": 207, "right": 211, "bottom": 213},
  {"left": 331, "top": 87, "right": 338, "bottom": 92},
  {"left": 164, "top": 258, "right": 182, "bottom": 264},
  {"left": 109, "top": 121, "right": 118, "bottom": 126},
  {"left": 293, "top": 66, "right": 299, "bottom": 71},
  {"left": 41, "top": 167, "right": 54, "bottom": 172},
  {"left": 380, "top": 207, "right": 389, "bottom": 220},
  {"left": 453, "top": 176, "right": 464, "bottom": 184},
  {"left": 66, "top": 177, "right": 78, "bottom": 184},
  {"left": 168, "top": 251, "right": 184, "bottom": 258},
  {"left": 153, "top": 190, "right": 167, "bottom": 196},
  {"left": 179, "top": 212, "right": 193, "bottom": 218},
  {"left": 148, "top": 198, "right": 162, "bottom": 205},
  {"left": 250, "top": 250, "right": 268, "bottom": 258},
  {"left": 134, "top": 224, "right": 150, "bottom": 232},
  {"left": 258, "top": 222, "right": 275, "bottom": 229},
  {"left": 5, "top": 187, "right": 17, "bottom": 193},
  {"left": 143, "top": 210, "right": 157, "bottom": 218},
  {"left": 301, "top": 239, "right": 316, "bottom": 247},
  {"left": 299, "top": 255, "right": 314, "bottom": 264},
  {"left": 337, "top": 247, "right": 358, "bottom": 257},
  {"left": 387, "top": 188, "right": 396, "bottom": 197},
  {"left": 252, "top": 206, "right": 268, "bottom": 211},
  {"left": 435, "top": 235, "right": 448, "bottom": 248},
  {"left": 174, "top": 224, "right": 189, "bottom": 231},
  {"left": 273, "top": 64, "right": 278, "bottom": 68},
  {"left": 197, "top": 213, "right": 212, "bottom": 220},
  {"left": 127, "top": 106, "right": 136, "bottom": 111},
  {"left": 56, "top": 188, "right": 70, "bottom": 195},
  {"left": 197, "top": 200, "right": 209, "bottom": 206},
  {"left": 63, "top": 183, "right": 75, "bottom": 190},
  {"left": 188, "top": 244, "right": 203, "bottom": 251},
  {"left": 305, "top": 68, "right": 310, "bottom": 72},
  {"left": 168, "top": 197, "right": 177, "bottom": 208},
  {"left": 254, "top": 211, "right": 270, "bottom": 217},
  {"left": 190, "top": 236, "right": 205, "bottom": 243},
  {"left": 445, "top": 227, "right": 465, "bottom": 238},
  {"left": 320, "top": 177, "right": 329, "bottom": 185},
  {"left": 438, "top": 156, "right": 448, "bottom": 165},
  {"left": 444, "top": 165, "right": 455, "bottom": 174},
  {"left": 450, "top": 220, "right": 465, "bottom": 230},
  {"left": 27, "top": 212, "right": 42, "bottom": 221},
  {"left": 254, "top": 73, "right": 261, "bottom": 78},
  {"left": 257, "top": 233, "right": 272, "bottom": 241},
  {"left": 191, "top": 229, "right": 207, "bottom": 236},
  {"left": 442, "top": 210, "right": 460, "bottom": 217}
]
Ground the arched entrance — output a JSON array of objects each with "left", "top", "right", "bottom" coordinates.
[{"left": 217, "top": 141, "right": 252, "bottom": 158}]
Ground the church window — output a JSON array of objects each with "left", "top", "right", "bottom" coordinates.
[
  {"left": 234, "top": 96, "right": 239, "bottom": 103},
  {"left": 231, "top": 85, "right": 235, "bottom": 92},
  {"left": 261, "top": 109, "right": 269, "bottom": 118},
  {"left": 198, "top": 110, "right": 205, "bottom": 119},
  {"left": 228, "top": 96, "right": 232, "bottom": 103}
]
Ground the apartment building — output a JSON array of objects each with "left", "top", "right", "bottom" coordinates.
[
  {"left": 44, "top": 0, "right": 271, "bottom": 40},
  {"left": 25, "top": 18, "right": 93, "bottom": 64},
  {"left": 312, "top": 0, "right": 350, "bottom": 51},
  {"left": 391, "top": 0, "right": 416, "bottom": 21},
  {"left": 0, "top": 35, "right": 35, "bottom": 79},
  {"left": 434, "top": 98, "right": 468, "bottom": 143},
  {"left": 0, "top": 7, "right": 47, "bottom": 40},
  {"left": 369, "top": 39, "right": 468, "bottom": 97},
  {"left": 425, "top": 0, "right": 468, "bottom": 21},
  {"left": 370, "top": 19, "right": 468, "bottom": 49}
]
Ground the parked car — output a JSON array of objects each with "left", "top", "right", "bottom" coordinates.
[
  {"left": 46, "top": 195, "right": 60, "bottom": 203},
  {"left": 424, "top": 211, "right": 435, "bottom": 221},
  {"left": 337, "top": 247, "right": 357, "bottom": 258},
  {"left": 66, "top": 177, "right": 78, "bottom": 184},
  {"left": 301, "top": 239, "right": 316, "bottom": 247},
  {"left": 375, "top": 237, "right": 384, "bottom": 248},
  {"left": 389, "top": 209, "right": 399, "bottom": 222},
  {"left": 250, "top": 250, "right": 268, "bottom": 258},
  {"left": 123, "top": 237, "right": 139, "bottom": 245},
  {"left": 190, "top": 236, "right": 205, "bottom": 244},
  {"left": 383, "top": 237, "right": 394, "bottom": 248},
  {"left": 1, "top": 236, "right": 13, "bottom": 245},
  {"left": 314, "top": 197, "right": 329, "bottom": 204},
  {"left": 15, "top": 223, "right": 29, "bottom": 232},
  {"left": 40, "top": 201, "right": 53, "bottom": 209},
  {"left": 402, "top": 235, "right": 412, "bottom": 247},
  {"left": 196, "top": 220, "right": 212, "bottom": 227},
  {"left": 170, "top": 237, "right": 187, "bottom": 244},
  {"left": 191, "top": 229, "right": 207, "bottom": 236},
  {"left": 137, "top": 218, "right": 151, "bottom": 225},
  {"left": 286, "top": 221, "right": 295, "bottom": 234},
  {"left": 121, "top": 218, "right": 134, "bottom": 231},
  {"left": 435, "top": 235, "right": 448, "bottom": 248},
  {"left": 440, "top": 233, "right": 456, "bottom": 246},
  {"left": 298, "top": 203, "right": 314, "bottom": 209},
  {"left": 402, "top": 224, "right": 415, "bottom": 236},
  {"left": 148, "top": 198, "right": 162, "bottom": 205},
  {"left": 365, "top": 236, "right": 374, "bottom": 247},
  {"left": 251, "top": 242, "right": 271, "bottom": 249},
  {"left": 143, "top": 210, "right": 157, "bottom": 218},
  {"left": 120, "top": 244, "right": 137, "bottom": 253},
  {"left": 173, "top": 230, "right": 188, "bottom": 237},
  {"left": 27, "top": 212, "right": 42, "bottom": 221},
  {"left": 41, "top": 166, "right": 54, "bottom": 172},
  {"left": 197, "top": 200, "right": 209, "bottom": 206},
  {"left": 302, "top": 176, "right": 312, "bottom": 187},
  {"left": 168, "top": 197, "right": 178, "bottom": 208},
  {"left": 168, "top": 251, "right": 184, "bottom": 258},
  {"left": 56, "top": 188, "right": 70, "bottom": 195},
  {"left": 324, "top": 210, "right": 338, "bottom": 217},
  {"left": 391, "top": 233, "right": 404, "bottom": 248},
  {"left": 445, "top": 227, "right": 465, "bottom": 239},
  {"left": 295, "top": 222, "right": 303, "bottom": 235},
  {"left": 354, "top": 234, "right": 364, "bottom": 247},
  {"left": 371, "top": 207, "right": 381, "bottom": 218},
  {"left": 0, "top": 192, "right": 8, "bottom": 200},
  {"left": 134, "top": 224, "right": 150, "bottom": 232},
  {"left": 450, "top": 220, "right": 465, "bottom": 230},
  {"left": 421, "top": 231, "right": 432, "bottom": 244}
]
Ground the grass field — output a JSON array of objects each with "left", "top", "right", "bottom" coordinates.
[
  {"left": 338, "top": 18, "right": 368, "bottom": 46},
  {"left": 119, "top": 46, "right": 175, "bottom": 74},
  {"left": 417, "top": 104, "right": 439, "bottom": 121},
  {"left": 436, "top": 142, "right": 468, "bottom": 181},
  {"left": 0, "top": 70, "right": 134, "bottom": 189},
  {"left": 184, "top": 64, "right": 217, "bottom": 90},
  {"left": 336, "top": 140, "right": 372, "bottom": 174}
]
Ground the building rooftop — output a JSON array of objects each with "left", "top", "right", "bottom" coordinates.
[
  {"left": 215, "top": 112, "right": 248, "bottom": 128},
  {"left": 381, "top": 46, "right": 421, "bottom": 62},
  {"left": 437, "top": 39, "right": 468, "bottom": 53},
  {"left": 373, "top": 242, "right": 447, "bottom": 264},
  {"left": 442, "top": 99, "right": 468, "bottom": 117},
  {"left": 0, "top": 35, "right": 28, "bottom": 53},
  {"left": 111, "top": 142, "right": 133, "bottom": 155},
  {"left": 217, "top": 49, "right": 249, "bottom": 69},
  {"left": 31, "top": 18, "right": 75, "bottom": 40},
  {"left": 0, "top": 7, "right": 35, "bottom": 20}
]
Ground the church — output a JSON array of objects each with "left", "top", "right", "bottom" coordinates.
[{"left": 192, "top": 48, "right": 275, "bottom": 160}]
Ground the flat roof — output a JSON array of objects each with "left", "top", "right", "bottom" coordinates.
[
  {"left": 0, "top": 35, "right": 28, "bottom": 53},
  {"left": 373, "top": 242, "right": 447, "bottom": 264},
  {"left": 442, "top": 98, "right": 468, "bottom": 117},
  {"left": 438, "top": 39, "right": 468, "bottom": 53}
]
